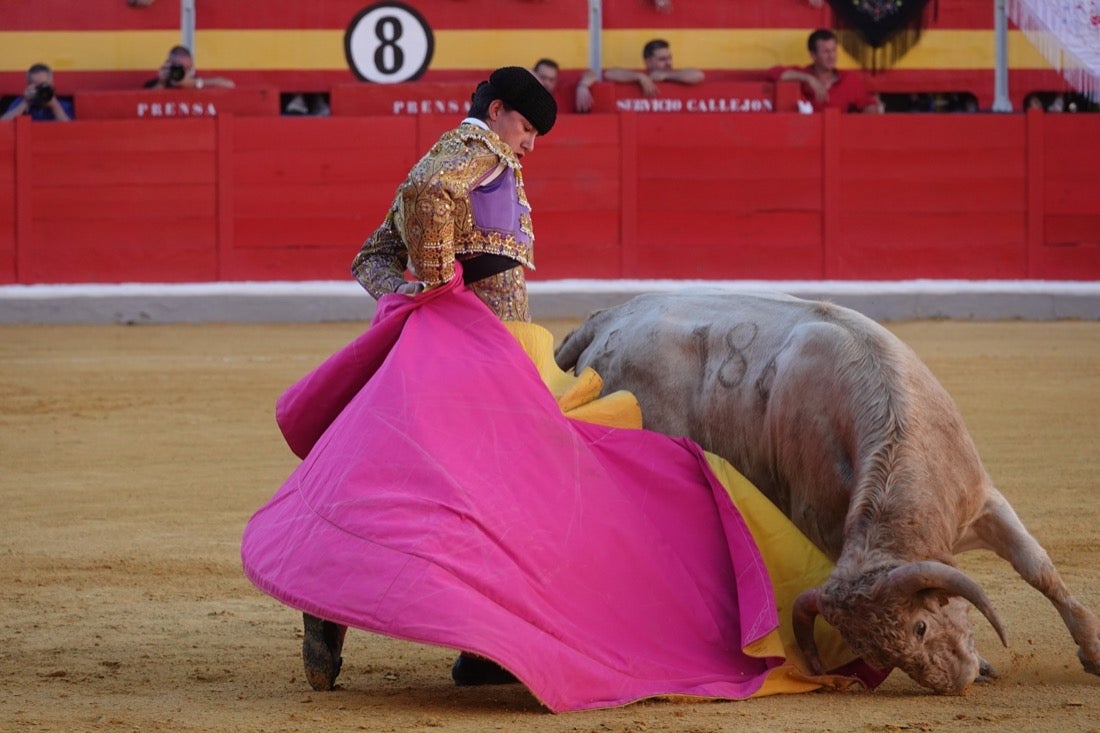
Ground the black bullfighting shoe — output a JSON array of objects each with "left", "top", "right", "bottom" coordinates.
[
  {"left": 451, "top": 652, "right": 519, "bottom": 686},
  {"left": 302, "top": 612, "right": 347, "bottom": 691}
]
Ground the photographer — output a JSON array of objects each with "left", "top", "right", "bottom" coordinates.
[
  {"left": 144, "top": 45, "right": 235, "bottom": 90},
  {"left": 2, "top": 63, "right": 73, "bottom": 122}
]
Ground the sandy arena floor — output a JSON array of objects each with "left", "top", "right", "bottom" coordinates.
[{"left": 2, "top": 318, "right": 1098, "bottom": 733}]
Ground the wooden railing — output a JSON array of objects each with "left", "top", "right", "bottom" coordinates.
[{"left": 1, "top": 108, "right": 1097, "bottom": 285}]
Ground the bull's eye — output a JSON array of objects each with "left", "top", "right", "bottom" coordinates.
[{"left": 915, "top": 620, "right": 927, "bottom": 638}]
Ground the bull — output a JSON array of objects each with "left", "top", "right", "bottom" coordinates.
[{"left": 554, "top": 290, "right": 1100, "bottom": 694}]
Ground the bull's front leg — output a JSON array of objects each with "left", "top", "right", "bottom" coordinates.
[{"left": 970, "top": 494, "right": 1100, "bottom": 676}]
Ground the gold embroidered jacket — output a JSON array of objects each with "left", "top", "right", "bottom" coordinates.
[{"left": 352, "top": 123, "right": 535, "bottom": 306}]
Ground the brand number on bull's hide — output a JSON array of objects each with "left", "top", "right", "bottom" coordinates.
[{"left": 716, "top": 322, "right": 757, "bottom": 389}]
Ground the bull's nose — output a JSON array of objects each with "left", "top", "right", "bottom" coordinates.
[
  {"left": 918, "top": 661, "right": 979, "bottom": 694},
  {"left": 948, "top": 676, "right": 973, "bottom": 694},
  {"left": 944, "top": 668, "right": 979, "bottom": 695},
  {"left": 927, "top": 675, "right": 972, "bottom": 695}
]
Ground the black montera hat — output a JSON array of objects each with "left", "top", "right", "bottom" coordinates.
[{"left": 487, "top": 66, "right": 557, "bottom": 136}]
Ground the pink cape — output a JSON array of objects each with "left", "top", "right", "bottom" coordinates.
[{"left": 241, "top": 276, "right": 879, "bottom": 712}]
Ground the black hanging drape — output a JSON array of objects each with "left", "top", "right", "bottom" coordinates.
[{"left": 825, "top": 0, "right": 938, "bottom": 71}]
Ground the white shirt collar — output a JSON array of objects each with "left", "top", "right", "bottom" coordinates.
[{"left": 460, "top": 117, "right": 508, "bottom": 184}]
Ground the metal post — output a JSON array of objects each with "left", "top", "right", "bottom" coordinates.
[
  {"left": 181, "top": 0, "right": 196, "bottom": 52},
  {"left": 992, "top": 0, "right": 1013, "bottom": 111},
  {"left": 588, "top": 0, "right": 602, "bottom": 80}
]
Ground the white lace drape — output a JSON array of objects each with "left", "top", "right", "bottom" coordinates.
[{"left": 1009, "top": 0, "right": 1100, "bottom": 101}]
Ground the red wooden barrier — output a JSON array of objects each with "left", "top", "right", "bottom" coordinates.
[
  {"left": 3, "top": 112, "right": 1098, "bottom": 285},
  {"left": 628, "top": 113, "right": 824, "bottom": 279},
  {"left": 74, "top": 87, "right": 280, "bottom": 120},
  {"left": 15, "top": 118, "right": 220, "bottom": 283},
  {"left": 1032, "top": 111, "right": 1100, "bottom": 278},
  {"left": 0, "top": 122, "right": 14, "bottom": 282},
  {"left": 833, "top": 113, "right": 1028, "bottom": 279},
  {"left": 521, "top": 115, "right": 623, "bottom": 280},
  {"left": 218, "top": 115, "right": 423, "bottom": 280}
]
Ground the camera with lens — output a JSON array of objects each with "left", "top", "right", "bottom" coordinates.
[
  {"left": 32, "top": 83, "right": 55, "bottom": 106},
  {"left": 168, "top": 63, "right": 187, "bottom": 84}
]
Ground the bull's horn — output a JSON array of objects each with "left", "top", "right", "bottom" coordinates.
[
  {"left": 792, "top": 588, "right": 827, "bottom": 675},
  {"left": 886, "top": 561, "right": 1008, "bottom": 647}
]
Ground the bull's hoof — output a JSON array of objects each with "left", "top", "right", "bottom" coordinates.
[
  {"left": 302, "top": 613, "right": 347, "bottom": 691},
  {"left": 451, "top": 652, "right": 518, "bottom": 686}
]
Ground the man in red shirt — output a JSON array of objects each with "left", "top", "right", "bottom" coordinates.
[{"left": 769, "top": 29, "right": 883, "bottom": 113}]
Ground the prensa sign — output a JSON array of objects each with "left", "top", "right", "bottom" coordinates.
[
  {"left": 73, "top": 88, "right": 279, "bottom": 119},
  {"left": 137, "top": 101, "right": 219, "bottom": 117}
]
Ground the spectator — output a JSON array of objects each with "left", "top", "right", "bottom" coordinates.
[
  {"left": 535, "top": 57, "right": 600, "bottom": 115},
  {"left": 574, "top": 68, "right": 599, "bottom": 113},
  {"left": 532, "top": 58, "right": 559, "bottom": 93},
  {"left": 603, "top": 39, "right": 704, "bottom": 99},
  {"left": 2, "top": 63, "right": 73, "bottom": 122},
  {"left": 144, "top": 45, "right": 235, "bottom": 90},
  {"left": 768, "top": 29, "right": 883, "bottom": 113}
]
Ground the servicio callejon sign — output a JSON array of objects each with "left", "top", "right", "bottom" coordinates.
[{"left": 613, "top": 96, "right": 774, "bottom": 113}]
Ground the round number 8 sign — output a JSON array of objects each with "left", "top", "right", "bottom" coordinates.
[{"left": 344, "top": 2, "right": 435, "bottom": 83}]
